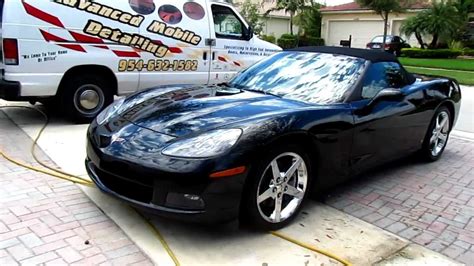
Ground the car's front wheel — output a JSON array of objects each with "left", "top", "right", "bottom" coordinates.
[
  {"left": 421, "top": 106, "right": 451, "bottom": 161},
  {"left": 241, "top": 145, "right": 312, "bottom": 230}
]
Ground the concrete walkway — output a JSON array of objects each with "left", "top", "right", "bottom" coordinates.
[{"left": 0, "top": 111, "right": 152, "bottom": 265}]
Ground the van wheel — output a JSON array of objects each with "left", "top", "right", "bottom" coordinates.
[{"left": 61, "top": 74, "right": 113, "bottom": 123}]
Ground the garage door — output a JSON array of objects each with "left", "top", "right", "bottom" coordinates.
[
  {"left": 264, "top": 17, "right": 290, "bottom": 38},
  {"left": 327, "top": 20, "right": 383, "bottom": 48}
]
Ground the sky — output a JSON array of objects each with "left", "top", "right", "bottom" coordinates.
[{"left": 317, "top": 0, "right": 353, "bottom": 6}]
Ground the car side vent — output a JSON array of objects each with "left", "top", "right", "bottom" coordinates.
[{"left": 99, "top": 135, "right": 111, "bottom": 148}]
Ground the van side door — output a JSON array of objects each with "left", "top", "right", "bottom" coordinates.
[{"left": 137, "top": 0, "right": 211, "bottom": 89}]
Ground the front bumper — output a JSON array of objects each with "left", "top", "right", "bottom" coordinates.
[
  {"left": 85, "top": 140, "right": 247, "bottom": 223},
  {"left": 0, "top": 77, "right": 21, "bottom": 101}
]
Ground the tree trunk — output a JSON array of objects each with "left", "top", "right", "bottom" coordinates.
[
  {"left": 290, "top": 12, "right": 294, "bottom": 35},
  {"left": 382, "top": 11, "right": 389, "bottom": 51},
  {"left": 429, "top": 34, "right": 438, "bottom": 49},
  {"left": 415, "top": 31, "right": 425, "bottom": 49}
]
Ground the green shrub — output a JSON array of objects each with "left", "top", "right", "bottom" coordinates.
[
  {"left": 463, "top": 49, "right": 474, "bottom": 56},
  {"left": 298, "top": 36, "right": 325, "bottom": 47},
  {"left": 280, "top": 33, "right": 295, "bottom": 40},
  {"left": 401, "top": 48, "right": 462, "bottom": 58},
  {"left": 261, "top": 35, "right": 276, "bottom": 44},
  {"left": 462, "top": 40, "right": 474, "bottom": 49},
  {"left": 277, "top": 34, "right": 298, "bottom": 49},
  {"left": 448, "top": 40, "right": 464, "bottom": 50}
]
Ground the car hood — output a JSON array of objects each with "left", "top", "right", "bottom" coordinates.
[{"left": 118, "top": 85, "right": 308, "bottom": 137}]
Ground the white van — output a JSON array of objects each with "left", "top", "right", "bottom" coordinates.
[{"left": 0, "top": 0, "right": 280, "bottom": 121}]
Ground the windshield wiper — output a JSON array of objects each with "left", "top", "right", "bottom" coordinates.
[
  {"left": 217, "top": 82, "right": 231, "bottom": 87},
  {"left": 243, "top": 88, "right": 282, "bottom": 98}
]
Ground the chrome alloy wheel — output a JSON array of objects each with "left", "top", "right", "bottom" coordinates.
[
  {"left": 256, "top": 152, "right": 308, "bottom": 223},
  {"left": 430, "top": 111, "right": 450, "bottom": 157}
]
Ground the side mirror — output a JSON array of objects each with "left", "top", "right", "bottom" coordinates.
[
  {"left": 367, "top": 88, "right": 403, "bottom": 107},
  {"left": 244, "top": 26, "right": 254, "bottom": 41}
]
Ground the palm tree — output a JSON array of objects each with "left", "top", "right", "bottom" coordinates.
[
  {"left": 400, "top": 15, "right": 427, "bottom": 49},
  {"left": 450, "top": 0, "right": 474, "bottom": 41},
  {"left": 417, "top": 1, "right": 463, "bottom": 48},
  {"left": 451, "top": 0, "right": 474, "bottom": 20},
  {"left": 294, "top": 3, "right": 323, "bottom": 37},
  {"left": 265, "top": 0, "right": 308, "bottom": 35}
]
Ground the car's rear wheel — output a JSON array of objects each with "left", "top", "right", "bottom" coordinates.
[
  {"left": 241, "top": 145, "right": 312, "bottom": 230},
  {"left": 60, "top": 74, "right": 113, "bottom": 123},
  {"left": 421, "top": 106, "right": 451, "bottom": 161}
]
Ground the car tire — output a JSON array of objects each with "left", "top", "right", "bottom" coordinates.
[
  {"left": 241, "top": 145, "right": 313, "bottom": 230},
  {"left": 421, "top": 106, "right": 451, "bottom": 162},
  {"left": 60, "top": 74, "right": 113, "bottom": 123}
]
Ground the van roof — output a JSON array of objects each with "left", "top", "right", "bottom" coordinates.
[{"left": 209, "top": 0, "right": 234, "bottom": 4}]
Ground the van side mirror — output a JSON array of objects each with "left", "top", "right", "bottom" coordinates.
[{"left": 244, "top": 26, "right": 254, "bottom": 41}]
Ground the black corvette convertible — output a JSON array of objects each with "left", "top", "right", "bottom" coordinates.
[{"left": 86, "top": 47, "right": 461, "bottom": 230}]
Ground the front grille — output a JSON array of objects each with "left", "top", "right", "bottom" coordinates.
[
  {"left": 100, "top": 160, "right": 154, "bottom": 187},
  {"left": 93, "top": 165, "right": 153, "bottom": 204}
]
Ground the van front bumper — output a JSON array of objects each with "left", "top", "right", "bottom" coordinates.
[{"left": 0, "top": 78, "right": 21, "bottom": 100}]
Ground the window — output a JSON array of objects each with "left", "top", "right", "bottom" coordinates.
[
  {"left": 392, "top": 36, "right": 401, "bottom": 43},
  {"left": 361, "top": 62, "right": 406, "bottom": 99},
  {"left": 212, "top": 5, "right": 244, "bottom": 39},
  {"left": 371, "top": 36, "right": 393, "bottom": 43}
]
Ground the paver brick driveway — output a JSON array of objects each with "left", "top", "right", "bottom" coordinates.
[
  {"left": 324, "top": 137, "right": 474, "bottom": 264},
  {"left": 0, "top": 111, "right": 152, "bottom": 265}
]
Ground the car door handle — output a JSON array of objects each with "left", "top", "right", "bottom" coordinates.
[
  {"left": 212, "top": 52, "right": 216, "bottom": 61},
  {"left": 203, "top": 51, "right": 207, "bottom": 61}
]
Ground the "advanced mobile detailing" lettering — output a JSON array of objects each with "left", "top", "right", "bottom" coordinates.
[
  {"left": 147, "top": 21, "right": 201, "bottom": 46},
  {"left": 54, "top": 0, "right": 144, "bottom": 27},
  {"left": 54, "top": 0, "right": 203, "bottom": 57},
  {"left": 84, "top": 20, "right": 168, "bottom": 57}
]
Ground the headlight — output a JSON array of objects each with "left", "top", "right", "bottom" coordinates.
[
  {"left": 96, "top": 98, "right": 125, "bottom": 125},
  {"left": 162, "top": 129, "right": 242, "bottom": 158}
]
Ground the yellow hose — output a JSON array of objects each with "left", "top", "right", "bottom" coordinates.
[
  {"left": 0, "top": 105, "right": 351, "bottom": 266},
  {"left": 0, "top": 149, "right": 93, "bottom": 186},
  {"left": 135, "top": 210, "right": 181, "bottom": 266},
  {"left": 271, "top": 231, "right": 352, "bottom": 266},
  {"left": 0, "top": 105, "right": 180, "bottom": 266}
]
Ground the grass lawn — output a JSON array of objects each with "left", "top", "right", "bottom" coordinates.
[
  {"left": 405, "top": 66, "right": 474, "bottom": 86},
  {"left": 399, "top": 58, "right": 474, "bottom": 72}
]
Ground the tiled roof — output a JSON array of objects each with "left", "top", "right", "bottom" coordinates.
[{"left": 321, "top": 1, "right": 431, "bottom": 12}]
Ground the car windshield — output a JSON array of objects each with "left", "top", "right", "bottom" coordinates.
[
  {"left": 229, "top": 52, "right": 367, "bottom": 104},
  {"left": 372, "top": 36, "right": 393, "bottom": 43}
]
